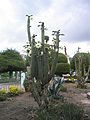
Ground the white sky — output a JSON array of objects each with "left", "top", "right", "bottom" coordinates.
[{"left": 0, "top": 0, "right": 90, "bottom": 57}]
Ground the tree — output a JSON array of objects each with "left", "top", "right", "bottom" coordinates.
[{"left": 0, "top": 49, "right": 26, "bottom": 78}]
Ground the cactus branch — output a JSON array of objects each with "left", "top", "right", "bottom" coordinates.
[{"left": 26, "top": 15, "right": 33, "bottom": 45}]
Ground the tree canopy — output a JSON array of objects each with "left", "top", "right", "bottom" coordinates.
[{"left": 0, "top": 49, "right": 26, "bottom": 73}]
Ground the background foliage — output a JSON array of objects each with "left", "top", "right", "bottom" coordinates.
[
  {"left": 55, "top": 53, "right": 70, "bottom": 76},
  {"left": 0, "top": 49, "right": 26, "bottom": 73}
]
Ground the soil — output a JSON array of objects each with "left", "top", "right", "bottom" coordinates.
[
  {"left": 60, "top": 83, "right": 90, "bottom": 119},
  {"left": 0, "top": 83, "right": 90, "bottom": 120},
  {"left": 0, "top": 92, "right": 38, "bottom": 120}
]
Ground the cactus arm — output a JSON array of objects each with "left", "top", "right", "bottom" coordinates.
[
  {"left": 31, "top": 35, "right": 37, "bottom": 78},
  {"left": 26, "top": 15, "right": 32, "bottom": 45},
  {"left": 41, "top": 22, "right": 45, "bottom": 79},
  {"left": 41, "top": 30, "right": 60, "bottom": 86},
  {"left": 43, "top": 48, "right": 49, "bottom": 85},
  {"left": 50, "top": 31, "right": 59, "bottom": 75},
  {"left": 37, "top": 50, "right": 43, "bottom": 81},
  {"left": 41, "top": 22, "right": 45, "bottom": 47}
]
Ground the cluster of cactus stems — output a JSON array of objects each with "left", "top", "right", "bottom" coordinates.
[
  {"left": 26, "top": 15, "right": 63, "bottom": 107},
  {"left": 75, "top": 53, "right": 90, "bottom": 88},
  {"left": 75, "top": 54, "right": 85, "bottom": 88}
]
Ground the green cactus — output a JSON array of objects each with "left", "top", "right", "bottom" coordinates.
[
  {"left": 26, "top": 15, "right": 63, "bottom": 107},
  {"left": 26, "top": 15, "right": 33, "bottom": 45}
]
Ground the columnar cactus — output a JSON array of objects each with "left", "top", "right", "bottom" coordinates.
[
  {"left": 26, "top": 15, "right": 63, "bottom": 107},
  {"left": 75, "top": 53, "right": 90, "bottom": 88},
  {"left": 26, "top": 15, "right": 33, "bottom": 45}
]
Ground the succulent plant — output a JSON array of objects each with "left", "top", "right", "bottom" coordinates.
[{"left": 26, "top": 15, "right": 63, "bottom": 107}]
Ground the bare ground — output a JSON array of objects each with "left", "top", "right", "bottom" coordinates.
[
  {"left": 0, "top": 83, "right": 90, "bottom": 120},
  {"left": 60, "top": 83, "right": 90, "bottom": 118},
  {"left": 0, "top": 92, "right": 38, "bottom": 120}
]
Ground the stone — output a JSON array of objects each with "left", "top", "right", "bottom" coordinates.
[{"left": 87, "top": 92, "right": 90, "bottom": 99}]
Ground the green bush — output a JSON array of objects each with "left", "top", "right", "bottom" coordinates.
[
  {"left": 8, "top": 85, "right": 21, "bottom": 96},
  {"left": 35, "top": 103, "right": 84, "bottom": 120},
  {"left": 0, "top": 86, "right": 22, "bottom": 101},
  {"left": 0, "top": 89, "right": 6, "bottom": 95},
  {"left": 58, "top": 53, "right": 68, "bottom": 63},
  {"left": 0, "top": 89, "right": 7, "bottom": 101},
  {"left": 55, "top": 63, "right": 70, "bottom": 76},
  {"left": 0, "top": 94, "right": 7, "bottom": 101}
]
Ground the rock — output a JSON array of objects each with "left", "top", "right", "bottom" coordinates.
[
  {"left": 7, "top": 98, "right": 13, "bottom": 101},
  {"left": 84, "top": 115, "right": 89, "bottom": 120},
  {"left": 87, "top": 92, "right": 90, "bottom": 99}
]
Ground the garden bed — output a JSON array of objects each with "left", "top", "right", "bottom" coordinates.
[{"left": 0, "top": 83, "right": 90, "bottom": 120}]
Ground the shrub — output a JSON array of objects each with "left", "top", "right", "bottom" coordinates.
[
  {"left": 55, "top": 63, "right": 70, "bottom": 76},
  {"left": 58, "top": 53, "right": 68, "bottom": 63},
  {"left": 0, "top": 89, "right": 7, "bottom": 101},
  {"left": 0, "top": 89, "right": 6, "bottom": 95},
  {"left": 35, "top": 103, "right": 84, "bottom": 120},
  {"left": 0, "top": 94, "right": 7, "bottom": 101},
  {"left": 8, "top": 85, "right": 21, "bottom": 96}
]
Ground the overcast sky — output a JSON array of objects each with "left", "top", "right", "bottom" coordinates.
[{"left": 0, "top": 0, "right": 90, "bottom": 57}]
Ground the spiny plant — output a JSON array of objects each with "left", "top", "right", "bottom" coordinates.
[
  {"left": 74, "top": 53, "right": 90, "bottom": 88},
  {"left": 26, "top": 15, "right": 64, "bottom": 108}
]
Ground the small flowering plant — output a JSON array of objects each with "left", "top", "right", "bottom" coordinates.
[{"left": 8, "top": 85, "right": 21, "bottom": 96}]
